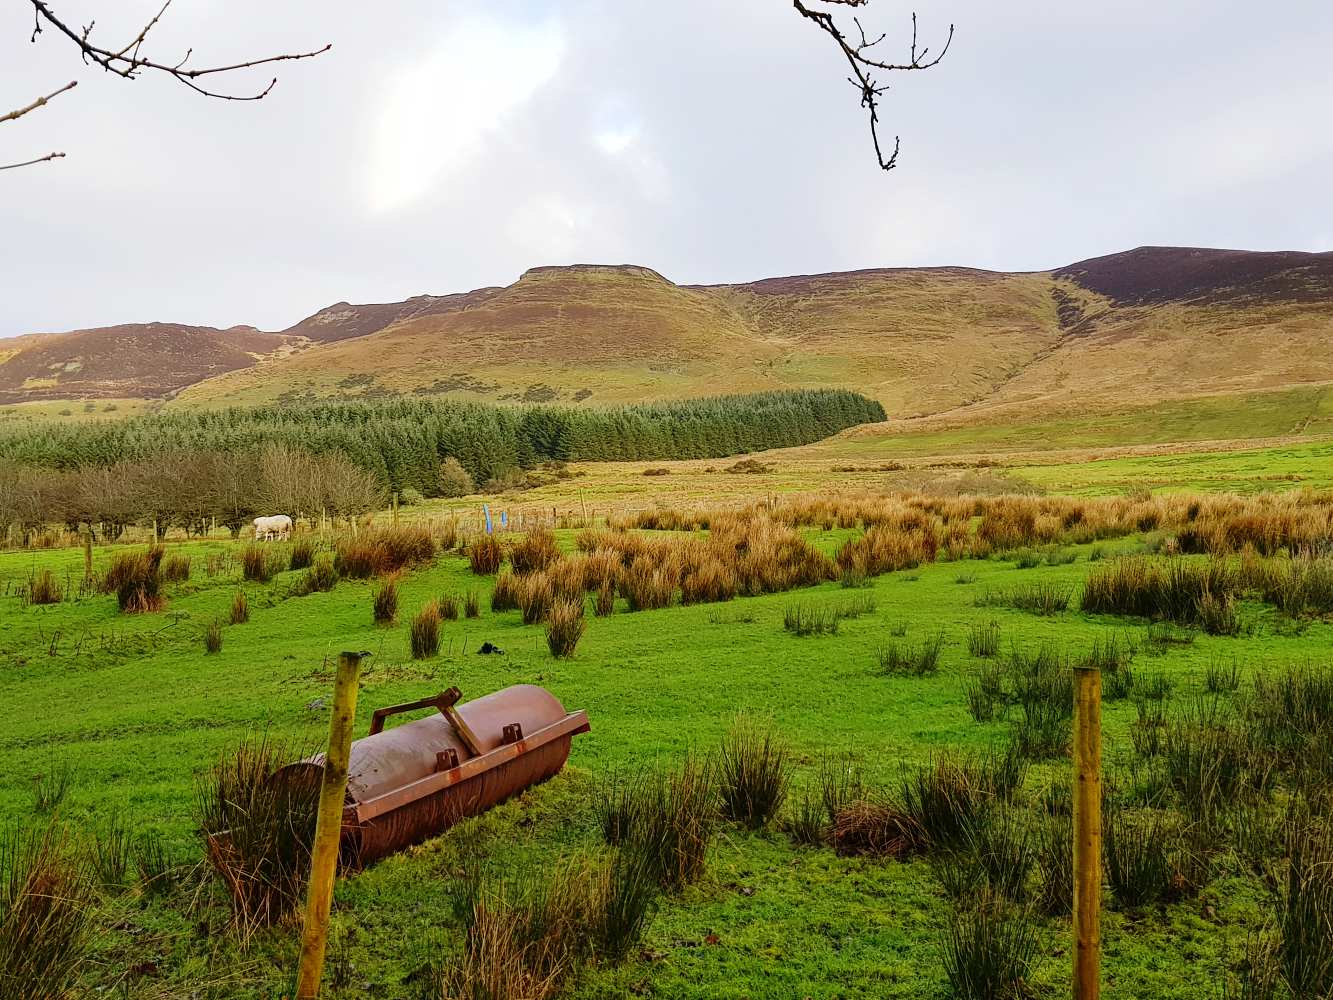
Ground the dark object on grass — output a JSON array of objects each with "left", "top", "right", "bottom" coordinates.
[{"left": 477, "top": 641, "right": 505, "bottom": 655}]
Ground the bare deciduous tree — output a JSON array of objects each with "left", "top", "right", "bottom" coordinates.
[
  {"left": 793, "top": 0, "right": 953, "bottom": 171},
  {"left": 3, "top": 0, "right": 328, "bottom": 170}
]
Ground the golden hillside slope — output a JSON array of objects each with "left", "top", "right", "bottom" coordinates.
[
  {"left": 174, "top": 263, "right": 1064, "bottom": 413},
  {"left": 7, "top": 247, "right": 1332, "bottom": 435}
]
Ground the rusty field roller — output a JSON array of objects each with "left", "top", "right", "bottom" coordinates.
[{"left": 279, "top": 684, "right": 590, "bottom": 866}]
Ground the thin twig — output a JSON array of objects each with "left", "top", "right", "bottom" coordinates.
[
  {"left": 28, "top": 0, "right": 329, "bottom": 101},
  {"left": 793, "top": 0, "right": 954, "bottom": 170},
  {"left": 0, "top": 151, "right": 65, "bottom": 170},
  {"left": 0, "top": 79, "right": 77, "bottom": 125}
]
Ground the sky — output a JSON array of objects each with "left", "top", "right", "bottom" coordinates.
[{"left": 1, "top": 0, "right": 1331, "bottom": 337}]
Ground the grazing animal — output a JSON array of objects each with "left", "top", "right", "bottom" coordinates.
[{"left": 253, "top": 514, "right": 293, "bottom": 542}]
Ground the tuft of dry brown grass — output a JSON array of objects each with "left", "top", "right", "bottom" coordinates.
[
  {"left": 509, "top": 528, "right": 562, "bottom": 575},
  {"left": 467, "top": 535, "right": 504, "bottom": 575},
  {"left": 372, "top": 572, "right": 401, "bottom": 624},
  {"left": 336, "top": 526, "right": 436, "bottom": 579},
  {"left": 229, "top": 589, "right": 249, "bottom": 624},
  {"left": 25, "top": 568, "right": 63, "bottom": 605},
  {"left": 545, "top": 598, "right": 587, "bottom": 658},
  {"left": 240, "top": 544, "right": 275, "bottom": 583},
  {"left": 832, "top": 801, "right": 925, "bottom": 858},
  {"left": 411, "top": 600, "right": 441, "bottom": 659},
  {"left": 101, "top": 546, "right": 166, "bottom": 613}
]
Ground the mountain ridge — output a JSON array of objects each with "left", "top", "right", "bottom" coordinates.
[{"left": 3, "top": 246, "right": 1330, "bottom": 422}]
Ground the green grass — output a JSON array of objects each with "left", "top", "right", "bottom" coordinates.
[
  {"left": 821, "top": 386, "right": 1333, "bottom": 461},
  {"left": 1, "top": 529, "right": 1329, "bottom": 997}
]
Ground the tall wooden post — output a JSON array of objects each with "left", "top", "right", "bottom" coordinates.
[
  {"left": 295, "top": 651, "right": 366, "bottom": 999},
  {"left": 391, "top": 492, "right": 399, "bottom": 527},
  {"left": 1073, "top": 666, "right": 1102, "bottom": 1000}
]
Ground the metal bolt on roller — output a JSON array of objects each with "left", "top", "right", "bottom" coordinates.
[{"left": 276, "top": 684, "right": 590, "bottom": 866}]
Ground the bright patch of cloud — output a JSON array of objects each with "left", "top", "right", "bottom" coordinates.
[
  {"left": 366, "top": 17, "right": 564, "bottom": 213},
  {"left": 503, "top": 195, "right": 589, "bottom": 261},
  {"left": 594, "top": 126, "right": 639, "bottom": 155}
]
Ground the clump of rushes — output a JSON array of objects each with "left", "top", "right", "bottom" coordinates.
[
  {"left": 90, "top": 812, "right": 133, "bottom": 890},
  {"left": 596, "top": 770, "right": 645, "bottom": 847},
  {"left": 878, "top": 631, "right": 945, "bottom": 676},
  {"left": 288, "top": 539, "right": 315, "bottom": 571},
  {"left": 438, "top": 594, "right": 460, "bottom": 620},
  {"left": 372, "top": 573, "right": 400, "bottom": 624},
  {"left": 161, "top": 554, "right": 191, "bottom": 583},
  {"left": 468, "top": 535, "right": 504, "bottom": 575},
  {"left": 411, "top": 601, "right": 441, "bottom": 659},
  {"left": 718, "top": 715, "right": 788, "bottom": 829},
  {"left": 608, "top": 757, "right": 716, "bottom": 891},
  {"left": 519, "top": 572, "right": 555, "bottom": 625},
  {"left": 296, "top": 554, "right": 339, "bottom": 595},
  {"left": 595, "top": 582, "right": 616, "bottom": 617},
  {"left": 204, "top": 620, "right": 223, "bottom": 654},
  {"left": 967, "top": 620, "right": 1001, "bottom": 658},
  {"left": 942, "top": 895, "right": 1040, "bottom": 1000},
  {"left": 783, "top": 602, "right": 839, "bottom": 636},
  {"left": 0, "top": 822, "right": 95, "bottom": 994},
  {"left": 545, "top": 598, "right": 587, "bottom": 658},
  {"left": 981, "top": 582, "right": 1072, "bottom": 616},
  {"left": 965, "top": 662, "right": 1006, "bottom": 723},
  {"left": 31, "top": 763, "right": 71, "bottom": 814},
  {"left": 229, "top": 590, "right": 250, "bottom": 624},
  {"left": 1034, "top": 811, "right": 1074, "bottom": 915},
  {"left": 508, "top": 528, "right": 562, "bottom": 575},
  {"left": 1275, "top": 818, "right": 1333, "bottom": 997},
  {"left": 26, "top": 568, "right": 63, "bottom": 605},
  {"left": 195, "top": 735, "right": 319, "bottom": 929},
  {"left": 641, "top": 756, "right": 717, "bottom": 890},
  {"left": 491, "top": 571, "right": 520, "bottom": 612},
  {"left": 133, "top": 831, "right": 182, "bottom": 898},
  {"left": 464, "top": 590, "right": 481, "bottom": 618},
  {"left": 900, "top": 754, "right": 991, "bottom": 852},
  {"left": 101, "top": 546, "right": 166, "bottom": 612},
  {"left": 240, "top": 544, "right": 275, "bottom": 583},
  {"left": 334, "top": 526, "right": 436, "bottom": 578}
]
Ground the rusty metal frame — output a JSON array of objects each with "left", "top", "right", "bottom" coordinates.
[
  {"left": 367, "top": 688, "right": 461, "bottom": 736},
  {"left": 344, "top": 710, "right": 590, "bottom": 826}
]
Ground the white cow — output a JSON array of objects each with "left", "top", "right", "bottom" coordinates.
[{"left": 253, "top": 514, "right": 293, "bottom": 542}]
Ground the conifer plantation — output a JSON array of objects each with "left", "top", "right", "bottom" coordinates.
[{"left": 0, "top": 389, "right": 884, "bottom": 492}]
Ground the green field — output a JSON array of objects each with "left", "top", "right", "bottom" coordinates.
[{"left": 4, "top": 510, "right": 1331, "bottom": 998}]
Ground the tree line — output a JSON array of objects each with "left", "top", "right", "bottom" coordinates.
[
  {"left": 0, "top": 446, "right": 384, "bottom": 541},
  {"left": 0, "top": 389, "right": 886, "bottom": 495}
]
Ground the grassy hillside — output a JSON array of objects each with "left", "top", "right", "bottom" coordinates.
[
  {"left": 171, "top": 264, "right": 1063, "bottom": 413},
  {"left": 168, "top": 248, "right": 1333, "bottom": 434}
]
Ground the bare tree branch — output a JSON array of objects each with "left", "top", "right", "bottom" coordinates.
[
  {"left": 794, "top": 0, "right": 953, "bottom": 171},
  {"left": 1, "top": 79, "right": 77, "bottom": 125},
  {"left": 0, "top": 151, "right": 65, "bottom": 170},
  {"left": 27, "top": 0, "right": 330, "bottom": 102}
]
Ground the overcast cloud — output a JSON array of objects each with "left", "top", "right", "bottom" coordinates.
[{"left": 1, "top": 0, "right": 1330, "bottom": 337}]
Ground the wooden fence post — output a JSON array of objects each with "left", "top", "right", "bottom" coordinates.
[
  {"left": 295, "top": 650, "right": 367, "bottom": 999},
  {"left": 391, "top": 492, "right": 399, "bottom": 527},
  {"left": 1073, "top": 666, "right": 1102, "bottom": 1000}
]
